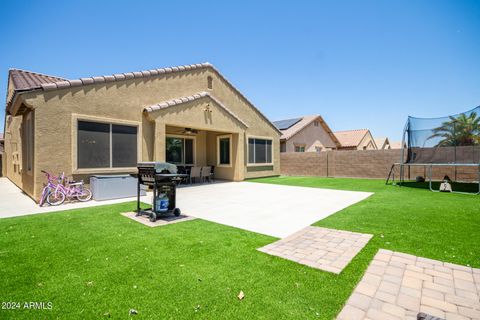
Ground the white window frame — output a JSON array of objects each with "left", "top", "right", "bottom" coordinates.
[
  {"left": 246, "top": 135, "right": 274, "bottom": 166},
  {"left": 166, "top": 134, "right": 196, "bottom": 166},
  {"left": 72, "top": 114, "right": 142, "bottom": 174},
  {"left": 217, "top": 134, "right": 232, "bottom": 167}
]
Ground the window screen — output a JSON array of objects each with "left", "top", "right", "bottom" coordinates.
[
  {"left": 266, "top": 140, "right": 272, "bottom": 162},
  {"left": 112, "top": 124, "right": 137, "bottom": 167},
  {"left": 248, "top": 138, "right": 255, "bottom": 163},
  {"left": 248, "top": 138, "right": 273, "bottom": 164},
  {"left": 219, "top": 137, "right": 230, "bottom": 165},
  {"left": 78, "top": 121, "right": 110, "bottom": 168}
]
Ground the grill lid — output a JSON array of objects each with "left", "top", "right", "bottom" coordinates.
[{"left": 137, "top": 162, "right": 178, "bottom": 174}]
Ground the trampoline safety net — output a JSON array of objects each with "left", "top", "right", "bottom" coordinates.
[{"left": 404, "top": 106, "right": 480, "bottom": 164}]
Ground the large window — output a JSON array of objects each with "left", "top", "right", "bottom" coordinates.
[
  {"left": 217, "top": 135, "right": 231, "bottom": 166},
  {"left": 77, "top": 120, "right": 137, "bottom": 169},
  {"left": 248, "top": 138, "right": 272, "bottom": 164},
  {"left": 166, "top": 136, "right": 195, "bottom": 165}
]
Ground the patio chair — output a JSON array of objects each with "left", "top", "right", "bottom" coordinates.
[
  {"left": 189, "top": 166, "right": 201, "bottom": 184},
  {"left": 201, "top": 166, "right": 213, "bottom": 183}
]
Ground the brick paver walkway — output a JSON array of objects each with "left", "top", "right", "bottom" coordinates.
[
  {"left": 338, "top": 249, "right": 480, "bottom": 320},
  {"left": 258, "top": 226, "right": 373, "bottom": 274}
]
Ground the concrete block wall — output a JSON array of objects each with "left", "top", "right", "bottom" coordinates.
[{"left": 280, "top": 149, "right": 479, "bottom": 182}]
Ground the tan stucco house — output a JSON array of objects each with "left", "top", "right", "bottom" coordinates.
[
  {"left": 3, "top": 62, "right": 281, "bottom": 201},
  {"left": 273, "top": 115, "right": 340, "bottom": 153},
  {"left": 334, "top": 129, "right": 377, "bottom": 150}
]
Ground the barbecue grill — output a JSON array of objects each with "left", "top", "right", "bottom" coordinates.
[{"left": 136, "top": 162, "right": 188, "bottom": 222}]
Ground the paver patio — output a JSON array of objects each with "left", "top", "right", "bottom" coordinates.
[
  {"left": 337, "top": 249, "right": 480, "bottom": 320},
  {"left": 258, "top": 226, "right": 373, "bottom": 274}
]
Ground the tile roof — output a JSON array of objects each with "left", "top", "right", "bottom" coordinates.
[
  {"left": 334, "top": 129, "right": 369, "bottom": 147},
  {"left": 38, "top": 63, "right": 213, "bottom": 92},
  {"left": 9, "top": 69, "right": 66, "bottom": 91},
  {"left": 275, "top": 115, "right": 341, "bottom": 147},
  {"left": 7, "top": 62, "right": 280, "bottom": 134},
  {"left": 144, "top": 91, "right": 248, "bottom": 127}
]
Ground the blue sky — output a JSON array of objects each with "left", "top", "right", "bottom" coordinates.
[{"left": 1, "top": 0, "right": 479, "bottom": 140}]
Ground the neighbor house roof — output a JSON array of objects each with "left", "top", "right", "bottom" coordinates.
[
  {"left": 273, "top": 115, "right": 341, "bottom": 147},
  {"left": 374, "top": 137, "right": 390, "bottom": 149},
  {"left": 9, "top": 69, "right": 66, "bottom": 91},
  {"left": 144, "top": 91, "right": 248, "bottom": 127},
  {"left": 334, "top": 129, "right": 370, "bottom": 148},
  {"left": 6, "top": 62, "right": 280, "bottom": 134}
]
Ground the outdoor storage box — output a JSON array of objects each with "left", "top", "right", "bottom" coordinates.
[{"left": 90, "top": 175, "right": 145, "bottom": 201}]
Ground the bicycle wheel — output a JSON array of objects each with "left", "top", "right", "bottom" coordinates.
[
  {"left": 39, "top": 186, "right": 50, "bottom": 207},
  {"left": 76, "top": 188, "right": 92, "bottom": 202},
  {"left": 47, "top": 190, "right": 66, "bottom": 206}
]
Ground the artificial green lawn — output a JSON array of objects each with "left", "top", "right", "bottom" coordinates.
[{"left": 0, "top": 177, "right": 479, "bottom": 319}]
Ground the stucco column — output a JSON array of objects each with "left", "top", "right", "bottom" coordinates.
[
  {"left": 154, "top": 120, "right": 166, "bottom": 162},
  {"left": 235, "top": 132, "right": 245, "bottom": 181}
]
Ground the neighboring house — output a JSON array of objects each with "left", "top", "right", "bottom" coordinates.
[
  {"left": 3, "top": 63, "right": 281, "bottom": 201},
  {"left": 390, "top": 141, "right": 406, "bottom": 149},
  {"left": 273, "top": 115, "right": 340, "bottom": 153},
  {"left": 374, "top": 137, "right": 391, "bottom": 150},
  {"left": 334, "top": 129, "right": 378, "bottom": 150}
]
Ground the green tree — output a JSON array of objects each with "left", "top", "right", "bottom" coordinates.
[{"left": 428, "top": 112, "right": 480, "bottom": 146}]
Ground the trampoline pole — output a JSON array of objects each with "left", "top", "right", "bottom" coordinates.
[
  {"left": 428, "top": 165, "right": 433, "bottom": 191},
  {"left": 399, "top": 119, "right": 408, "bottom": 185}
]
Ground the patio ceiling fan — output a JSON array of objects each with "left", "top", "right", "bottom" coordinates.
[{"left": 182, "top": 127, "right": 198, "bottom": 135}]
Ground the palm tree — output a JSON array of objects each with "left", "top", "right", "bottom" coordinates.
[{"left": 428, "top": 112, "right": 480, "bottom": 147}]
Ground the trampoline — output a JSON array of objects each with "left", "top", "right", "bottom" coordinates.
[{"left": 387, "top": 106, "right": 480, "bottom": 194}]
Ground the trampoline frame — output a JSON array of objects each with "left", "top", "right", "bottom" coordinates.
[
  {"left": 389, "top": 109, "right": 480, "bottom": 195},
  {"left": 391, "top": 163, "right": 480, "bottom": 195}
]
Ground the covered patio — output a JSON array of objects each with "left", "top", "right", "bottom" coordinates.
[
  {"left": 143, "top": 92, "right": 252, "bottom": 181},
  {"left": 164, "top": 125, "right": 240, "bottom": 181}
]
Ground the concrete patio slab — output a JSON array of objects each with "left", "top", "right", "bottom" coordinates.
[
  {"left": 176, "top": 182, "right": 372, "bottom": 238},
  {"left": 121, "top": 211, "right": 196, "bottom": 227},
  {"left": 337, "top": 249, "right": 480, "bottom": 320},
  {"left": 258, "top": 226, "right": 373, "bottom": 273},
  {"left": 0, "top": 177, "right": 150, "bottom": 219},
  {"left": 0, "top": 179, "right": 371, "bottom": 240}
]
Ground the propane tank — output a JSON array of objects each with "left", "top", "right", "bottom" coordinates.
[{"left": 154, "top": 193, "right": 169, "bottom": 213}]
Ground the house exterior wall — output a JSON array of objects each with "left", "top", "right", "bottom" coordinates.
[
  {"left": 4, "top": 66, "right": 280, "bottom": 200},
  {"left": 283, "top": 120, "right": 337, "bottom": 153}
]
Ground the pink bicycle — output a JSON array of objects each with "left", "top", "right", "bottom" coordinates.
[
  {"left": 39, "top": 171, "right": 61, "bottom": 206},
  {"left": 41, "top": 171, "right": 92, "bottom": 206}
]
